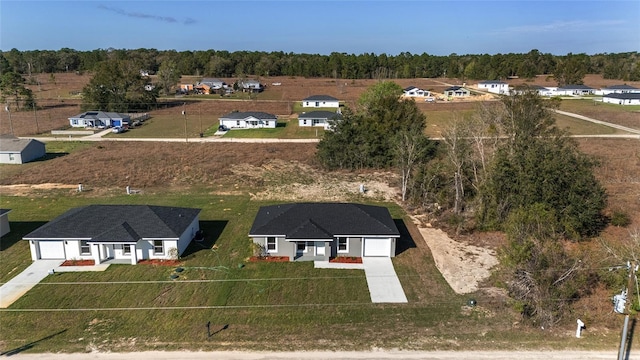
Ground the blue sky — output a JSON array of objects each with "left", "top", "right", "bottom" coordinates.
[{"left": 1, "top": 0, "right": 638, "bottom": 55}]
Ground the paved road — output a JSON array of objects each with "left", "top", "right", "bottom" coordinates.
[{"left": 5, "top": 350, "right": 629, "bottom": 359}]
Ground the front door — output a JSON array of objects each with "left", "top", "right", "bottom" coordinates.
[{"left": 296, "top": 242, "right": 306, "bottom": 257}]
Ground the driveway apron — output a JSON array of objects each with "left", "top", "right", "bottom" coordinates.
[
  {"left": 0, "top": 260, "right": 63, "bottom": 308},
  {"left": 362, "top": 257, "right": 408, "bottom": 303}
]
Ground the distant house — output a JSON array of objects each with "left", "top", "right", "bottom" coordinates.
[
  {"left": 68, "top": 111, "right": 131, "bottom": 128},
  {"left": 23, "top": 205, "right": 201, "bottom": 265},
  {"left": 219, "top": 111, "right": 277, "bottom": 129},
  {"left": 298, "top": 111, "right": 342, "bottom": 130},
  {"left": 403, "top": 86, "right": 430, "bottom": 97},
  {"left": 602, "top": 93, "right": 640, "bottom": 105},
  {"left": 0, "top": 135, "right": 46, "bottom": 164},
  {"left": 239, "top": 79, "right": 264, "bottom": 93},
  {"left": 249, "top": 203, "right": 400, "bottom": 261},
  {"left": 443, "top": 86, "right": 471, "bottom": 97},
  {"left": 478, "top": 80, "right": 509, "bottom": 95},
  {"left": 597, "top": 85, "right": 640, "bottom": 95},
  {"left": 0, "top": 209, "right": 11, "bottom": 237},
  {"left": 197, "top": 78, "right": 227, "bottom": 94},
  {"left": 556, "top": 85, "right": 595, "bottom": 96},
  {"left": 512, "top": 84, "right": 554, "bottom": 97},
  {"left": 302, "top": 95, "right": 340, "bottom": 108}
]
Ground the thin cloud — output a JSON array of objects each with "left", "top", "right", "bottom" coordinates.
[
  {"left": 98, "top": 4, "right": 196, "bottom": 25},
  {"left": 491, "top": 19, "right": 626, "bottom": 34}
]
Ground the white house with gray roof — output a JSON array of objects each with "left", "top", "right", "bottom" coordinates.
[
  {"left": 0, "top": 135, "right": 45, "bottom": 164},
  {"left": 302, "top": 95, "right": 340, "bottom": 108},
  {"left": 249, "top": 203, "right": 400, "bottom": 261},
  {"left": 602, "top": 93, "right": 640, "bottom": 105},
  {"left": 68, "top": 111, "right": 131, "bottom": 128},
  {"left": 219, "top": 111, "right": 277, "bottom": 129},
  {"left": 298, "top": 111, "right": 342, "bottom": 130},
  {"left": 478, "top": 80, "right": 510, "bottom": 94},
  {"left": 555, "top": 85, "right": 595, "bottom": 96},
  {"left": 23, "top": 205, "right": 201, "bottom": 265},
  {"left": 596, "top": 85, "right": 640, "bottom": 96}
]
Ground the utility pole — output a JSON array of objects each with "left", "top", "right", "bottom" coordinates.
[
  {"left": 617, "top": 261, "right": 637, "bottom": 360},
  {"left": 182, "top": 103, "right": 187, "bottom": 143},
  {"left": 4, "top": 103, "right": 13, "bottom": 135}
]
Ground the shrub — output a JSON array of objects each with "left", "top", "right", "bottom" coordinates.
[{"left": 610, "top": 210, "right": 631, "bottom": 227}]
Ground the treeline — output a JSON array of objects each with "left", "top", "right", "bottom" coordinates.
[{"left": 2, "top": 48, "right": 639, "bottom": 81}]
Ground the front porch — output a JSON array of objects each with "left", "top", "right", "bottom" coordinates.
[{"left": 90, "top": 242, "right": 138, "bottom": 265}]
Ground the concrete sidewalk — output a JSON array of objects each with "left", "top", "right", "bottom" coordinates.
[
  {"left": 362, "top": 257, "right": 408, "bottom": 303},
  {"left": 0, "top": 260, "right": 62, "bottom": 308}
]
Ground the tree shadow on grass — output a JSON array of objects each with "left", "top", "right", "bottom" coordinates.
[
  {"left": 181, "top": 220, "right": 228, "bottom": 259},
  {"left": 0, "top": 221, "right": 47, "bottom": 251},
  {"left": 394, "top": 218, "right": 416, "bottom": 256},
  {"left": 0, "top": 329, "right": 67, "bottom": 356}
]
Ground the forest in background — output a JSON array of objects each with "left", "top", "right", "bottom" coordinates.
[{"left": 2, "top": 48, "right": 639, "bottom": 82}]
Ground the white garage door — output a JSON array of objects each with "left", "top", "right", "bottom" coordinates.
[
  {"left": 38, "top": 241, "right": 66, "bottom": 259},
  {"left": 363, "top": 238, "right": 391, "bottom": 257}
]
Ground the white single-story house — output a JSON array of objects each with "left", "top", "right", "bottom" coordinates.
[
  {"left": 298, "top": 111, "right": 342, "bottom": 130},
  {"left": 443, "top": 86, "right": 471, "bottom": 97},
  {"left": 219, "top": 111, "right": 278, "bottom": 129},
  {"left": 556, "top": 85, "right": 595, "bottom": 96},
  {"left": 23, "top": 205, "right": 201, "bottom": 265},
  {"left": 198, "top": 78, "right": 227, "bottom": 90},
  {"left": 511, "top": 84, "right": 555, "bottom": 97},
  {"left": 403, "top": 86, "right": 430, "bottom": 97},
  {"left": 0, "top": 209, "right": 11, "bottom": 237},
  {"left": 249, "top": 203, "right": 400, "bottom": 261},
  {"left": 0, "top": 135, "right": 46, "bottom": 164},
  {"left": 596, "top": 85, "right": 640, "bottom": 96},
  {"left": 239, "top": 79, "right": 264, "bottom": 93},
  {"left": 68, "top": 111, "right": 131, "bottom": 128},
  {"left": 478, "top": 80, "right": 510, "bottom": 95},
  {"left": 602, "top": 93, "right": 640, "bottom": 105},
  {"left": 302, "top": 95, "right": 340, "bottom": 108}
]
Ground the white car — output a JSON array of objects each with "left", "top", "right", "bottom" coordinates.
[{"left": 112, "top": 126, "right": 125, "bottom": 134}]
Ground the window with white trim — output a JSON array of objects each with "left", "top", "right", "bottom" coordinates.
[
  {"left": 266, "top": 237, "right": 277, "bottom": 252},
  {"left": 123, "top": 244, "right": 132, "bottom": 255},
  {"left": 80, "top": 240, "right": 91, "bottom": 255},
  {"left": 337, "top": 237, "right": 348, "bottom": 253},
  {"left": 153, "top": 240, "right": 164, "bottom": 254}
]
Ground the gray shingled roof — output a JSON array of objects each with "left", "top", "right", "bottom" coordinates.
[
  {"left": 0, "top": 209, "right": 11, "bottom": 216},
  {"left": 604, "top": 93, "right": 640, "bottom": 100},
  {"left": 403, "top": 86, "right": 418, "bottom": 91},
  {"left": 558, "top": 84, "right": 594, "bottom": 90},
  {"left": 24, "top": 205, "right": 200, "bottom": 242},
  {"left": 249, "top": 203, "right": 400, "bottom": 239},
  {"left": 444, "top": 86, "right": 466, "bottom": 91},
  {"left": 298, "top": 111, "right": 343, "bottom": 120},
  {"left": 603, "top": 85, "right": 639, "bottom": 90},
  {"left": 219, "top": 111, "right": 277, "bottom": 120},
  {"left": 0, "top": 136, "right": 43, "bottom": 153},
  {"left": 303, "top": 95, "right": 339, "bottom": 102}
]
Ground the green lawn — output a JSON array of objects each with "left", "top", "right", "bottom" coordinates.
[{"left": 0, "top": 187, "right": 630, "bottom": 352}]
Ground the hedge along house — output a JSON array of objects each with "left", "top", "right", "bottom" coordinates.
[
  {"left": 219, "top": 111, "right": 278, "bottom": 129},
  {"left": 23, "top": 205, "right": 201, "bottom": 265},
  {"left": 249, "top": 203, "right": 400, "bottom": 261}
]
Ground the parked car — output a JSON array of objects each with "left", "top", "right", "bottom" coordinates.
[
  {"left": 218, "top": 125, "right": 230, "bottom": 131},
  {"left": 112, "top": 126, "right": 125, "bottom": 134}
]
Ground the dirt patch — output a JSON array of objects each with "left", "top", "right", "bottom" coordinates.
[{"left": 411, "top": 215, "right": 499, "bottom": 294}]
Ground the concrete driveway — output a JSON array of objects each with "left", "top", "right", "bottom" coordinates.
[
  {"left": 362, "top": 257, "right": 408, "bottom": 303},
  {"left": 0, "top": 260, "right": 62, "bottom": 308}
]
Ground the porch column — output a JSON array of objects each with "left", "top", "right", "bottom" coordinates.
[
  {"left": 130, "top": 245, "right": 137, "bottom": 265},
  {"left": 92, "top": 244, "right": 101, "bottom": 264}
]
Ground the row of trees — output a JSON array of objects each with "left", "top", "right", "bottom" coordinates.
[
  {"left": 318, "top": 84, "right": 608, "bottom": 327},
  {"left": 2, "top": 48, "right": 639, "bottom": 82}
]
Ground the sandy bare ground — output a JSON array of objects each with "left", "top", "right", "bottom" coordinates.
[
  {"left": 410, "top": 215, "right": 499, "bottom": 294},
  {"left": 7, "top": 350, "right": 625, "bottom": 359}
]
